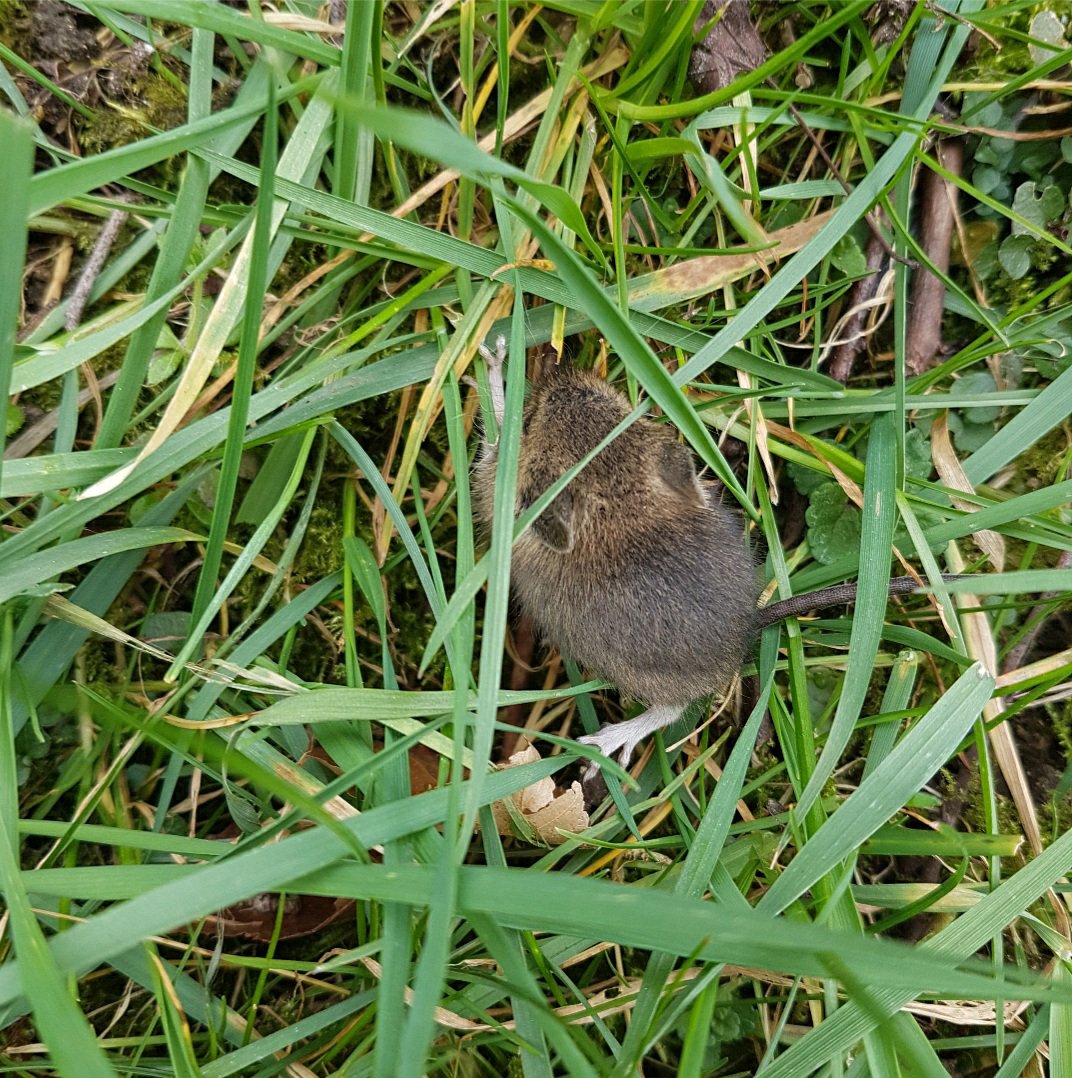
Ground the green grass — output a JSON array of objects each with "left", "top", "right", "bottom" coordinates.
[{"left": 2, "top": 1, "right": 1072, "bottom": 1075}]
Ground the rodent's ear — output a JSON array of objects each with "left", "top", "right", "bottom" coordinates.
[
  {"left": 531, "top": 489, "right": 576, "bottom": 552},
  {"left": 657, "top": 441, "right": 706, "bottom": 508},
  {"left": 530, "top": 343, "right": 569, "bottom": 384}
]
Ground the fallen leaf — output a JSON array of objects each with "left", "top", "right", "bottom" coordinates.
[
  {"left": 211, "top": 892, "right": 354, "bottom": 942},
  {"left": 490, "top": 741, "right": 589, "bottom": 845},
  {"left": 688, "top": 0, "right": 768, "bottom": 94},
  {"left": 931, "top": 413, "right": 1006, "bottom": 571}
]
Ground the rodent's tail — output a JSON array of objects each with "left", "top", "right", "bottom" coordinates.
[{"left": 757, "top": 574, "right": 969, "bottom": 627}]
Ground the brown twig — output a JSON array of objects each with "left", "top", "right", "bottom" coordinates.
[
  {"left": 688, "top": 2, "right": 907, "bottom": 287},
  {"left": 906, "top": 139, "right": 963, "bottom": 375},
  {"left": 65, "top": 194, "right": 132, "bottom": 332},
  {"left": 828, "top": 228, "right": 890, "bottom": 384}
]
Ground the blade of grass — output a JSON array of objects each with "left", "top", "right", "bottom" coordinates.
[
  {"left": 760, "top": 663, "right": 994, "bottom": 916},
  {"left": 89, "top": 0, "right": 340, "bottom": 66},
  {"left": 95, "top": 25, "right": 216, "bottom": 449},
  {"left": 756, "top": 825, "right": 1072, "bottom": 1075},
  {"left": 167, "top": 429, "right": 316, "bottom": 678},
  {"left": 329, "top": 421, "right": 462, "bottom": 676},
  {"left": 793, "top": 412, "right": 898, "bottom": 821},
  {"left": 10, "top": 472, "right": 204, "bottom": 738},
  {"left": 21, "top": 858, "right": 1070, "bottom": 1008},
  {"left": 0, "top": 612, "right": 115, "bottom": 1076},
  {"left": 172, "top": 81, "right": 278, "bottom": 673},
  {"left": 0, "top": 527, "right": 199, "bottom": 606},
  {"left": 862, "top": 651, "right": 919, "bottom": 779},
  {"left": 0, "top": 757, "right": 569, "bottom": 1009},
  {"left": 672, "top": 0, "right": 979, "bottom": 390},
  {"left": 200, "top": 992, "right": 373, "bottom": 1078},
  {"left": 1052, "top": 963, "right": 1072, "bottom": 1077},
  {"left": 27, "top": 81, "right": 310, "bottom": 216},
  {"left": 993, "top": 1004, "right": 1051, "bottom": 1078},
  {"left": 1, "top": 345, "right": 439, "bottom": 570},
  {"left": 332, "top": 0, "right": 374, "bottom": 204},
  {"left": 0, "top": 110, "right": 34, "bottom": 482},
  {"left": 963, "top": 362, "right": 1072, "bottom": 486},
  {"left": 81, "top": 70, "right": 336, "bottom": 502},
  {"left": 293, "top": 864, "right": 1066, "bottom": 1004},
  {"left": 619, "top": 677, "right": 774, "bottom": 1066},
  {"left": 0, "top": 828, "right": 118, "bottom": 1075},
  {"left": 191, "top": 149, "right": 843, "bottom": 392},
  {"left": 147, "top": 947, "right": 202, "bottom": 1078},
  {"left": 469, "top": 912, "right": 598, "bottom": 1078},
  {"left": 341, "top": 102, "right": 604, "bottom": 268}
]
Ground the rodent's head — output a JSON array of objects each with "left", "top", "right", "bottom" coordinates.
[
  {"left": 515, "top": 366, "right": 708, "bottom": 554},
  {"left": 519, "top": 366, "right": 630, "bottom": 473}
]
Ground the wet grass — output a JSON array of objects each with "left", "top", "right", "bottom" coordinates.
[{"left": 1, "top": 2, "right": 1072, "bottom": 1075}]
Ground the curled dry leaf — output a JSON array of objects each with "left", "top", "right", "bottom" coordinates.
[{"left": 490, "top": 741, "right": 589, "bottom": 846}]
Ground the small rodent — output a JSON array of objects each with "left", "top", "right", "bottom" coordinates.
[{"left": 473, "top": 340, "right": 954, "bottom": 776}]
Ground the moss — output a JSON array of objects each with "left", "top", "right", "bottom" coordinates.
[
  {"left": 1037, "top": 703, "right": 1072, "bottom": 840},
  {"left": 77, "top": 70, "right": 188, "bottom": 159},
  {"left": 272, "top": 241, "right": 337, "bottom": 297},
  {"left": 0, "top": 1, "right": 32, "bottom": 51},
  {"left": 1052, "top": 703, "right": 1072, "bottom": 760},
  {"left": 1016, "top": 428, "right": 1069, "bottom": 490},
  {"left": 967, "top": 2, "right": 1037, "bottom": 85},
  {"left": 115, "top": 254, "right": 156, "bottom": 297},
  {"left": 1038, "top": 793, "right": 1072, "bottom": 845},
  {"left": 78, "top": 637, "right": 118, "bottom": 686},
  {"left": 292, "top": 505, "right": 345, "bottom": 582}
]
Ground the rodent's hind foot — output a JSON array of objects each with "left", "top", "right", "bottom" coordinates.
[
  {"left": 576, "top": 705, "right": 684, "bottom": 784},
  {"left": 478, "top": 334, "right": 507, "bottom": 425},
  {"left": 478, "top": 333, "right": 507, "bottom": 369}
]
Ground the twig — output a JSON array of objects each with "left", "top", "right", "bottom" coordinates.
[
  {"left": 906, "top": 139, "right": 964, "bottom": 375},
  {"left": 64, "top": 194, "right": 132, "bottom": 332},
  {"left": 828, "top": 228, "right": 889, "bottom": 384}
]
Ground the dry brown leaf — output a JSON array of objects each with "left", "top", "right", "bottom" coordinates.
[
  {"left": 210, "top": 892, "right": 354, "bottom": 942},
  {"left": 931, "top": 413, "right": 1006, "bottom": 570},
  {"left": 945, "top": 544, "right": 1043, "bottom": 857},
  {"left": 629, "top": 211, "right": 833, "bottom": 311},
  {"left": 489, "top": 741, "right": 589, "bottom": 845},
  {"left": 996, "top": 646, "right": 1072, "bottom": 690},
  {"left": 688, "top": 0, "right": 768, "bottom": 94}
]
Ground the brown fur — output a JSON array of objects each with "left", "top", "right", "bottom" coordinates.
[{"left": 474, "top": 366, "right": 759, "bottom": 708}]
